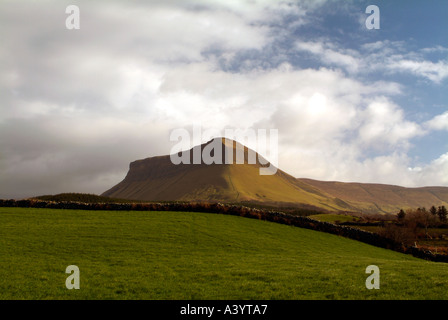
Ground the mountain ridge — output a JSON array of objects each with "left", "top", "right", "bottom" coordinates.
[{"left": 102, "top": 138, "right": 448, "bottom": 214}]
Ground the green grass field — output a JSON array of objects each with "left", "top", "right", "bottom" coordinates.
[{"left": 1, "top": 207, "right": 447, "bottom": 300}]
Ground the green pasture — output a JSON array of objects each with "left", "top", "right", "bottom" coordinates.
[{"left": 0, "top": 207, "right": 447, "bottom": 299}]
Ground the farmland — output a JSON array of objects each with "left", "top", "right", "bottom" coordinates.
[{"left": 1, "top": 207, "right": 447, "bottom": 300}]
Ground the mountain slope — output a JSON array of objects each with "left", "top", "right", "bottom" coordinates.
[
  {"left": 102, "top": 138, "right": 350, "bottom": 211},
  {"left": 299, "top": 178, "right": 448, "bottom": 214},
  {"left": 102, "top": 138, "right": 448, "bottom": 214}
]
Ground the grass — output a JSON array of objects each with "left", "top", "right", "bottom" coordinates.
[{"left": 1, "top": 207, "right": 448, "bottom": 300}]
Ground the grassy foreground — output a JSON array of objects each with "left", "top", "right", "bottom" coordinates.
[{"left": 0, "top": 207, "right": 447, "bottom": 300}]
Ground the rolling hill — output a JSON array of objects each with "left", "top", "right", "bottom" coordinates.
[
  {"left": 299, "top": 179, "right": 448, "bottom": 214},
  {"left": 102, "top": 138, "right": 448, "bottom": 214}
]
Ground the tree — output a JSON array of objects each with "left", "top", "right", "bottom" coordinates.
[
  {"left": 438, "top": 206, "right": 448, "bottom": 223},
  {"left": 397, "top": 209, "right": 406, "bottom": 221},
  {"left": 430, "top": 206, "right": 437, "bottom": 216},
  {"left": 405, "top": 208, "right": 437, "bottom": 240}
]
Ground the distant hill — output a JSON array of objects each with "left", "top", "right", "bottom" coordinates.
[
  {"left": 298, "top": 179, "right": 448, "bottom": 214},
  {"left": 32, "top": 193, "right": 140, "bottom": 204},
  {"left": 102, "top": 138, "right": 448, "bottom": 214}
]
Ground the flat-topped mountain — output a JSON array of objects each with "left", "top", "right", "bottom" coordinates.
[{"left": 102, "top": 138, "right": 448, "bottom": 214}]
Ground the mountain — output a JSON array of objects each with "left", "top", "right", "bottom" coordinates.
[
  {"left": 102, "top": 138, "right": 349, "bottom": 212},
  {"left": 102, "top": 138, "right": 448, "bottom": 214},
  {"left": 299, "top": 179, "right": 448, "bottom": 214}
]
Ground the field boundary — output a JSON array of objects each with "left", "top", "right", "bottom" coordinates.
[{"left": 1, "top": 198, "right": 447, "bottom": 263}]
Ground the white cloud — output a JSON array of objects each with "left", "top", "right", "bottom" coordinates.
[
  {"left": 360, "top": 40, "right": 407, "bottom": 54},
  {"left": 424, "top": 111, "right": 448, "bottom": 131},
  {"left": 295, "top": 40, "right": 361, "bottom": 73},
  {"left": 296, "top": 39, "right": 448, "bottom": 83},
  {"left": 420, "top": 45, "right": 448, "bottom": 54},
  {"left": 358, "top": 98, "right": 424, "bottom": 150},
  {"left": 412, "top": 152, "right": 448, "bottom": 187},
  {"left": 386, "top": 59, "right": 448, "bottom": 84}
]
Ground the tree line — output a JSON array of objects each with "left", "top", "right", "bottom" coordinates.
[
  {"left": 380, "top": 205, "right": 448, "bottom": 248},
  {"left": 397, "top": 205, "right": 447, "bottom": 223}
]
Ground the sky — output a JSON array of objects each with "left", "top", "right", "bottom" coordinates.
[{"left": 0, "top": 0, "right": 447, "bottom": 199}]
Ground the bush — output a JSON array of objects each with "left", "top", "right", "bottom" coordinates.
[{"left": 377, "top": 223, "right": 415, "bottom": 247}]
